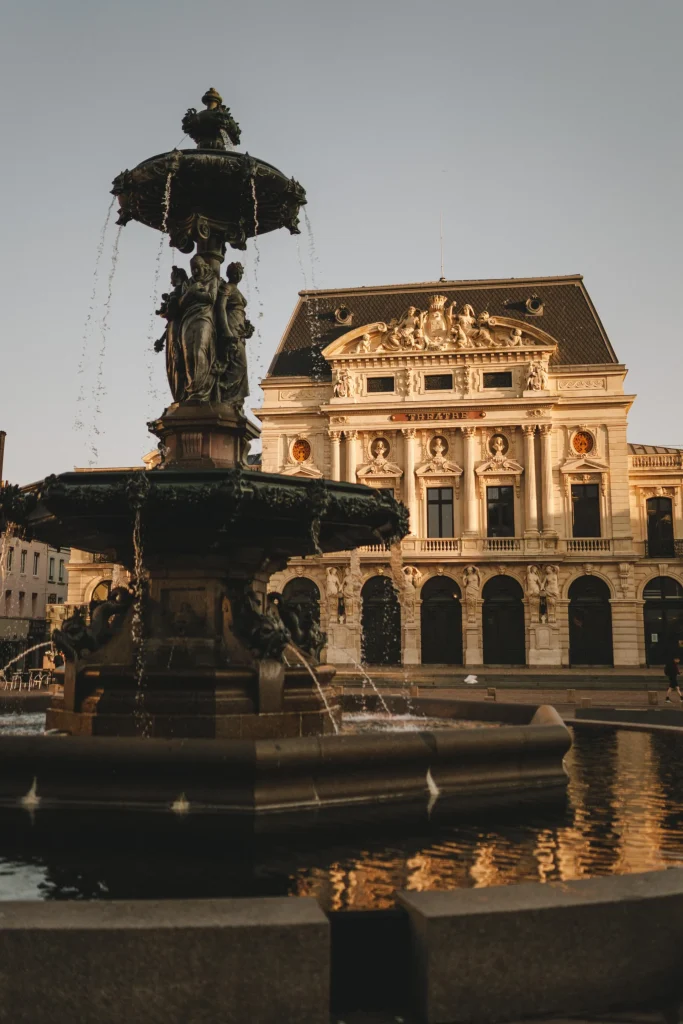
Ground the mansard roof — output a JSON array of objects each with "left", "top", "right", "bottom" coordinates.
[
  {"left": 628, "top": 444, "right": 683, "bottom": 455},
  {"left": 267, "top": 274, "right": 618, "bottom": 379}
]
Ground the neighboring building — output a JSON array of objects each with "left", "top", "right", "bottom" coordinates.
[
  {"left": 259, "top": 274, "right": 683, "bottom": 668},
  {"left": 0, "top": 538, "right": 70, "bottom": 667}
]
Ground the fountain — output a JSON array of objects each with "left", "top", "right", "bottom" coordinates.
[{"left": 0, "top": 90, "right": 570, "bottom": 829}]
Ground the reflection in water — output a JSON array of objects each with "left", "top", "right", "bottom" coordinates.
[{"left": 3, "top": 727, "right": 683, "bottom": 908}]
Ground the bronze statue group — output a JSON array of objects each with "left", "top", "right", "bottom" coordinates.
[{"left": 155, "top": 257, "right": 253, "bottom": 408}]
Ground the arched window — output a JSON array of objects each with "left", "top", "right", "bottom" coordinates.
[
  {"left": 420, "top": 576, "right": 462, "bottom": 665},
  {"left": 282, "top": 577, "right": 321, "bottom": 624},
  {"left": 361, "top": 576, "right": 401, "bottom": 665},
  {"left": 91, "top": 580, "right": 111, "bottom": 604},
  {"left": 568, "top": 576, "right": 613, "bottom": 665},
  {"left": 482, "top": 576, "right": 525, "bottom": 665},
  {"left": 643, "top": 576, "right": 683, "bottom": 665},
  {"left": 646, "top": 497, "right": 674, "bottom": 558}
]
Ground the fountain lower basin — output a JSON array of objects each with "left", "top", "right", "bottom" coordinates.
[{"left": 0, "top": 695, "right": 571, "bottom": 832}]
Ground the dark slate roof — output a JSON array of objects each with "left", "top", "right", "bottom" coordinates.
[
  {"left": 628, "top": 444, "right": 683, "bottom": 455},
  {"left": 267, "top": 275, "right": 618, "bottom": 380}
]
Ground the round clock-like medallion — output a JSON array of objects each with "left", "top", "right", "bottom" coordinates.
[
  {"left": 292, "top": 438, "right": 311, "bottom": 462},
  {"left": 572, "top": 431, "right": 594, "bottom": 455}
]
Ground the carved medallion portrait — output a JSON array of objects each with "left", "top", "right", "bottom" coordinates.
[
  {"left": 370, "top": 437, "right": 390, "bottom": 459},
  {"left": 572, "top": 431, "right": 594, "bottom": 455},
  {"left": 429, "top": 435, "right": 449, "bottom": 457},
  {"left": 292, "top": 438, "right": 312, "bottom": 462},
  {"left": 488, "top": 433, "right": 509, "bottom": 457}
]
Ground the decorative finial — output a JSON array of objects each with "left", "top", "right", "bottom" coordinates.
[
  {"left": 181, "top": 89, "right": 241, "bottom": 151},
  {"left": 201, "top": 87, "right": 223, "bottom": 109}
]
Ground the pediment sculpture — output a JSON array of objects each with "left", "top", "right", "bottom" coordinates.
[
  {"left": 476, "top": 434, "right": 524, "bottom": 478},
  {"left": 357, "top": 438, "right": 403, "bottom": 480},
  {"left": 416, "top": 436, "right": 463, "bottom": 486},
  {"left": 322, "top": 297, "right": 558, "bottom": 359}
]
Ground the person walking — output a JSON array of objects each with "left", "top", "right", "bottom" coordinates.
[{"left": 664, "top": 656, "right": 682, "bottom": 703}]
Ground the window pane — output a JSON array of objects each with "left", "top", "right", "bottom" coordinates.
[
  {"left": 424, "top": 373, "right": 453, "bottom": 391},
  {"left": 487, "top": 485, "right": 515, "bottom": 537},
  {"left": 366, "top": 376, "right": 395, "bottom": 393},
  {"left": 483, "top": 372, "right": 512, "bottom": 389},
  {"left": 572, "top": 484, "right": 601, "bottom": 538}
]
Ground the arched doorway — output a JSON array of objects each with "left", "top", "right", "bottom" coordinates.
[
  {"left": 361, "top": 576, "right": 401, "bottom": 665},
  {"left": 643, "top": 576, "right": 683, "bottom": 665},
  {"left": 91, "top": 580, "right": 111, "bottom": 603},
  {"left": 569, "top": 576, "right": 613, "bottom": 665},
  {"left": 482, "top": 576, "right": 525, "bottom": 665},
  {"left": 421, "top": 576, "right": 462, "bottom": 664},
  {"left": 282, "top": 577, "right": 321, "bottom": 624}
]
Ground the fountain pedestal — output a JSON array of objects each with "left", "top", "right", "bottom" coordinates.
[{"left": 149, "top": 403, "right": 259, "bottom": 470}]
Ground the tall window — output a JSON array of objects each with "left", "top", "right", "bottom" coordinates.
[
  {"left": 58, "top": 559, "right": 65, "bottom": 583},
  {"left": 646, "top": 497, "right": 674, "bottom": 557},
  {"left": 33, "top": 552, "right": 40, "bottom": 576},
  {"left": 487, "top": 486, "right": 515, "bottom": 537},
  {"left": 18, "top": 592, "right": 25, "bottom": 614},
  {"left": 31, "top": 594, "right": 37, "bottom": 617},
  {"left": 20, "top": 551, "right": 27, "bottom": 574},
  {"left": 427, "top": 487, "right": 454, "bottom": 538},
  {"left": 4, "top": 591, "right": 10, "bottom": 614},
  {"left": 48, "top": 557, "right": 55, "bottom": 582},
  {"left": 6, "top": 548, "right": 13, "bottom": 572},
  {"left": 571, "top": 483, "right": 601, "bottom": 538}
]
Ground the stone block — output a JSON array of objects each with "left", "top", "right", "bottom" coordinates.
[
  {"left": 648, "top": 689, "right": 659, "bottom": 706},
  {"left": 0, "top": 897, "right": 329, "bottom": 1024},
  {"left": 398, "top": 869, "right": 683, "bottom": 1024}
]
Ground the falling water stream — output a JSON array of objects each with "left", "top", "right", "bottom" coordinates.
[
  {"left": 74, "top": 197, "right": 116, "bottom": 435},
  {"left": 90, "top": 225, "right": 124, "bottom": 465},
  {"left": 286, "top": 644, "right": 339, "bottom": 735},
  {"left": 131, "top": 505, "right": 151, "bottom": 736},
  {"left": 146, "top": 170, "right": 174, "bottom": 410},
  {"left": 0, "top": 642, "right": 53, "bottom": 679},
  {"left": 348, "top": 657, "right": 392, "bottom": 716}
]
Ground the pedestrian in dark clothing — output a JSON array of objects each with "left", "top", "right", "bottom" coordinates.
[{"left": 664, "top": 657, "right": 682, "bottom": 703}]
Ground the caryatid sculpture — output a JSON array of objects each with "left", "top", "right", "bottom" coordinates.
[{"left": 156, "top": 260, "right": 253, "bottom": 409}]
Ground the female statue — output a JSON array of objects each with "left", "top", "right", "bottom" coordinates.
[
  {"left": 216, "top": 262, "right": 253, "bottom": 407},
  {"left": 179, "top": 254, "right": 219, "bottom": 403},
  {"left": 155, "top": 266, "right": 189, "bottom": 402}
]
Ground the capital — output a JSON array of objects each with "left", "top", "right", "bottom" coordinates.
[
  {"left": 345, "top": 430, "right": 358, "bottom": 440},
  {"left": 329, "top": 431, "right": 341, "bottom": 441},
  {"left": 462, "top": 427, "right": 477, "bottom": 439},
  {"left": 539, "top": 424, "right": 552, "bottom": 436},
  {"left": 522, "top": 425, "right": 536, "bottom": 437},
  {"left": 402, "top": 428, "right": 417, "bottom": 440}
]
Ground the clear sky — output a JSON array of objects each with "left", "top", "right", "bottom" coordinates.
[{"left": 1, "top": 0, "right": 681, "bottom": 483}]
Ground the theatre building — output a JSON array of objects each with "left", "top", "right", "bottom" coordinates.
[{"left": 260, "top": 274, "right": 683, "bottom": 668}]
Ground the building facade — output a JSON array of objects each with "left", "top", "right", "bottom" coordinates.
[
  {"left": 260, "top": 274, "right": 683, "bottom": 668},
  {"left": 0, "top": 537, "right": 70, "bottom": 666}
]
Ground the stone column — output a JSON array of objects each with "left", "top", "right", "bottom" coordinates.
[
  {"left": 463, "top": 428, "right": 478, "bottom": 536},
  {"left": 523, "top": 425, "right": 539, "bottom": 536},
  {"left": 539, "top": 424, "right": 555, "bottom": 535},
  {"left": 402, "top": 428, "right": 417, "bottom": 535},
  {"left": 329, "top": 431, "right": 341, "bottom": 482},
  {"left": 345, "top": 430, "right": 358, "bottom": 483}
]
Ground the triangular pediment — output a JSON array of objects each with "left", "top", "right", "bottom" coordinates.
[
  {"left": 280, "top": 462, "right": 322, "bottom": 478},
  {"left": 476, "top": 456, "right": 524, "bottom": 477},
  {"left": 322, "top": 298, "right": 559, "bottom": 360},
  {"left": 560, "top": 457, "right": 609, "bottom": 474}
]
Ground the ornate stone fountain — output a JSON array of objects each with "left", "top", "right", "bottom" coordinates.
[
  {"left": 3, "top": 89, "right": 408, "bottom": 740},
  {"left": 0, "top": 92, "right": 569, "bottom": 826}
]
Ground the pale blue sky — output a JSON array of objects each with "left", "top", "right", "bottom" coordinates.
[{"left": 1, "top": 0, "right": 681, "bottom": 483}]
